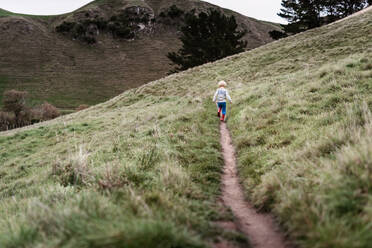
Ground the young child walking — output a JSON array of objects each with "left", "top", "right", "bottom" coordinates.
[{"left": 213, "top": 81, "right": 232, "bottom": 121}]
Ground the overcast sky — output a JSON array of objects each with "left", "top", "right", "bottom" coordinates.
[{"left": 0, "top": 0, "right": 285, "bottom": 23}]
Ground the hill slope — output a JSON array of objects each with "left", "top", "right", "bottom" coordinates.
[
  {"left": 1, "top": 6, "right": 371, "bottom": 248},
  {"left": 0, "top": 0, "right": 279, "bottom": 109}
]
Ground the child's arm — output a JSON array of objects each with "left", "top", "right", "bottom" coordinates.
[
  {"left": 226, "top": 90, "right": 232, "bottom": 103},
  {"left": 213, "top": 89, "right": 218, "bottom": 102}
]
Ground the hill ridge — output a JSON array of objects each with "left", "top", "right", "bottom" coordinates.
[{"left": 0, "top": 0, "right": 279, "bottom": 109}]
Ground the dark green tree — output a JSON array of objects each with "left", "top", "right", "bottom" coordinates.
[
  {"left": 269, "top": 30, "right": 288, "bottom": 40},
  {"left": 167, "top": 9, "right": 247, "bottom": 72},
  {"left": 278, "top": 0, "right": 371, "bottom": 34},
  {"left": 278, "top": 0, "right": 324, "bottom": 34},
  {"left": 324, "top": 0, "right": 371, "bottom": 18}
]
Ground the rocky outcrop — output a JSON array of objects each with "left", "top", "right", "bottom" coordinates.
[{"left": 56, "top": 5, "right": 155, "bottom": 43}]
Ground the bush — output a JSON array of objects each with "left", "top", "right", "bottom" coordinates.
[
  {"left": 0, "top": 111, "right": 15, "bottom": 131},
  {"left": 1, "top": 89, "right": 32, "bottom": 128},
  {"left": 40, "top": 102, "right": 60, "bottom": 121},
  {"left": 108, "top": 16, "right": 135, "bottom": 39},
  {"left": 168, "top": 5, "right": 184, "bottom": 19},
  {"left": 52, "top": 146, "right": 92, "bottom": 187},
  {"left": 2, "top": 90, "right": 28, "bottom": 118},
  {"left": 17, "top": 108, "right": 32, "bottom": 127},
  {"left": 56, "top": 21, "right": 75, "bottom": 33},
  {"left": 269, "top": 30, "right": 288, "bottom": 40},
  {"left": 160, "top": 5, "right": 184, "bottom": 19},
  {"left": 56, "top": 14, "right": 137, "bottom": 44},
  {"left": 0, "top": 91, "right": 60, "bottom": 130}
]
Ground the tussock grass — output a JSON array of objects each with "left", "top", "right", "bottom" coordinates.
[
  {"left": 0, "top": 7, "right": 371, "bottom": 248},
  {"left": 0, "top": 92, "right": 227, "bottom": 247}
]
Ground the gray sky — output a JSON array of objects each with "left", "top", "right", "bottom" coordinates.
[{"left": 0, "top": 0, "right": 285, "bottom": 23}]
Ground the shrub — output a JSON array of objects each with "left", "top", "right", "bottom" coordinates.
[
  {"left": 52, "top": 146, "right": 92, "bottom": 187},
  {"left": 0, "top": 111, "right": 15, "bottom": 131},
  {"left": 2, "top": 90, "right": 28, "bottom": 119},
  {"left": 160, "top": 5, "right": 184, "bottom": 19},
  {"left": 40, "top": 102, "right": 60, "bottom": 121},
  {"left": 71, "top": 23, "right": 85, "bottom": 38},
  {"left": 108, "top": 16, "right": 135, "bottom": 39},
  {"left": 56, "top": 21, "right": 75, "bottom": 33},
  {"left": 167, "top": 5, "right": 184, "bottom": 19},
  {"left": 17, "top": 108, "right": 32, "bottom": 127},
  {"left": 269, "top": 30, "right": 288, "bottom": 40},
  {"left": 97, "top": 165, "right": 128, "bottom": 191},
  {"left": 30, "top": 107, "right": 42, "bottom": 123},
  {"left": 56, "top": 13, "right": 139, "bottom": 43}
]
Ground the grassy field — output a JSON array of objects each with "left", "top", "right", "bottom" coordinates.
[
  {"left": 0, "top": 6, "right": 371, "bottom": 248},
  {"left": 0, "top": 78, "right": 246, "bottom": 247}
]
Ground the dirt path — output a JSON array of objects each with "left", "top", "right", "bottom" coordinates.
[{"left": 219, "top": 122, "right": 289, "bottom": 248}]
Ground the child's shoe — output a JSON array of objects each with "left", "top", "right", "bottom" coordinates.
[
  {"left": 220, "top": 114, "right": 225, "bottom": 121},
  {"left": 217, "top": 112, "right": 220, "bottom": 117}
]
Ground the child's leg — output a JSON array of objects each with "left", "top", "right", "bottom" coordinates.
[
  {"left": 217, "top": 103, "right": 222, "bottom": 117},
  {"left": 221, "top": 103, "right": 226, "bottom": 115},
  {"left": 220, "top": 102, "right": 227, "bottom": 121}
]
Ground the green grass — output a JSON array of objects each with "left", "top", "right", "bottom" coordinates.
[
  {"left": 0, "top": 8, "right": 52, "bottom": 19},
  {"left": 0, "top": 91, "right": 245, "bottom": 247},
  {"left": 1, "top": 6, "right": 371, "bottom": 248}
]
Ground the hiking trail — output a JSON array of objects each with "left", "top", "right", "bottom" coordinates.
[{"left": 219, "top": 122, "right": 289, "bottom": 248}]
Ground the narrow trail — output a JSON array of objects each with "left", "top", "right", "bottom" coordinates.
[{"left": 219, "top": 122, "right": 289, "bottom": 248}]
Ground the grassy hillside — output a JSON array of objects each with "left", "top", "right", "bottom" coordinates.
[
  {"left": 0, "top": 8, "right": 15, "bottom": 17},
  {"left": 0, "top": 0, "right": 279, "bottom": 110},
  {"left": 1, "top": 6, "right": 371, "bottom": 248},
  {"left": 0, "top": 8, "right": 51, "bottom": 19}
]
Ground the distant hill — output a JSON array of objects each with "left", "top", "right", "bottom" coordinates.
[{"left": 0, "top": 0, "right": 280, "bottom": 109}]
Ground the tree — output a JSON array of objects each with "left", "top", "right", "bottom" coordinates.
[
  {"left": 167, "top": 9, "right": 247, "bottom": 72},
  {"left": 2, "top": 90, "right": 31, "bottom": 127},
  {"left": 324, "top": 0, "right": 371, "bottom": 18},
  {"left": 2, "top": 90, "right": 28, "bottom": 119},
  {"left": 278, "top": 0, "right": 371, "bottom": 34},
  {"left": 278, "top": 0, "right": 325, "bottom": 34}
]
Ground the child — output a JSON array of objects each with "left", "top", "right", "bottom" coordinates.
[{"left": 213, "top": 81, "right": 232, "bottom": 121}]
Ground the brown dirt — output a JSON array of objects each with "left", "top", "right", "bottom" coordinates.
[{"left": 219, "top": 122, "right": 290, "bottom": 248}]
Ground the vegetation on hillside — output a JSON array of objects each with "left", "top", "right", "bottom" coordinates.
[
  {"left": 276, "top": 0, "right": 371, "bottom": 35},
  {"left": 227, "top": 11, "right": 372, "bottom": 247},
  {"left": 0, "top": 85, "right": 248, "bottom": 247},
  {"left": 167, "top": 9, "right": 247, "bottom": 72},
  {"left": 0, "top": 0, "right": 277, "bottom": 110},
  {"left": 0, "top": 90, "right": 60, "bottom": 131},
  {"left": 55, "top": 7, "right": 153, "bottom": 44},
  {"left": 1, "top": 2, "right": 371, "bottom": 248}
]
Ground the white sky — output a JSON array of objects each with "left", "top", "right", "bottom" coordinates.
[{"left": 0, "top": 0, "right": 285, "bottom": 23}]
